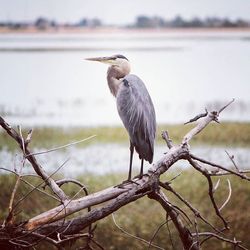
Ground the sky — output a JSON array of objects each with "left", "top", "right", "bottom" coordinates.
[{"left": 0, "top": 0, "right": 250, "bottom": 25}]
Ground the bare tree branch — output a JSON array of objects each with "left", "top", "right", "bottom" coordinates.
[
  {"left": 149, "top": 189, "right": 199, "bottom": 250},
  {"left": 0, "top": 167, "right": 60, "bottom": 202},
  {"left": 159, "top": 181, "right": 219, "bottom": 233},
  {"left": 1, "top": 99, "right": 249, "bottom": 249},
  {"left": 188, "top": 157, "right": 229, "bottom": 228},
  {"left": 184, "top": 108, "right": 208, "bottom": 125},
  {"left": 0, "top": 117, "right": 68, "bottom": 202},
  {"left": 195, "top": 232, "right": 247, "bottom": 250},
  {"left": 225, "top": 150, "right": 240, "bottom": 172},
  {"left": 218, "top": 98, "right": 235, "bottom": 114},
  {"left": 190, "top": 154, "right": 250, "bottom": 181},
  {"left": 13, "top": 158, "right": 70, "bottom": 211}
]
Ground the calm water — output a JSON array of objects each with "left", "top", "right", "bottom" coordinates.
[
  {"left": 0, "top": 30, "right": 250, "bottom": 126},
  {"left": 1, "top": 144, "right": 250, "bottom": 176}
]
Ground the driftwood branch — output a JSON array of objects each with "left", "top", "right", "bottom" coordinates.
[{"left": 1, "top": 99, "right": 249, "bottom": 249}]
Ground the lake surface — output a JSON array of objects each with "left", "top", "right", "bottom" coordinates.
[
  {"left": 1, "top": 144, "right": 250, "bottom": 176},
  {"left": 0, "top": 30, "right": 250, "bottom": 126}
]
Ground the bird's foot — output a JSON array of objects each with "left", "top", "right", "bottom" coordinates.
[{"left": 115, "top": 179, "right": 140, "bottom": 189}]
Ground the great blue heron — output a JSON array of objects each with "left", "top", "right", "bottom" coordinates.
[{"left": 86, "top": 54, "right": 156, "bottom": 181}]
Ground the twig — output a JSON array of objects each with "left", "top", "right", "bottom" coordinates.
[
  {"left": 182, "top": 99, "right": 235, "bottom": 145},
  {"left": 182, "top": 111, "right": 217, "bottom": 145},
  {"left": 148, "top": 220, "right": 169, "bottom": 249},
  {"left": 0, "top": 167, "right": 41, "bottom": 178},
  {"left": 194, "top": 217, "right": 200, "bottom": 249},
  {"left": 13, "top": 158, "right": 70, "bottom": 210},
  {"left": 225, "top": 150, "right": 240, "bottom": 172},
  {"left": 213, "top": 179, "right": 221, "bottom": 193},
  {"left": 184, "top": 108, "right": 208, "bottom": 125},
  {"left": 112, "top": 213, "right": 165, "bottom": 250},
  {"left": 188, "top": 241, "right": 199, "bottom": 250},
  {"left": 161, "top": 131, "right": 173, "bottom": 149},
  {"left": 56, "top": 178, "right": 88, "bottom": 195},
  {"left": 159, "top": 182, "right": 219, "bottom": 233},
  {"left": 166, "top": 215, "right": 176, "bottom": 250},
  {"left": 0, "top": 167, "right": 59, "bottom": 201},
  {"left": 11, "top": 185, "right": 88, "bottom": 246},
  {"left": 25, "top": 129, "right": 33, "bottom": 146},
  {"left": 22, "top": 231, "right": 59, "bottom": 247},
  {"left": 199, "top": 227, "right": 227, "bottom": 245},
  {"left": 190, "top": 154, "right": 250, "bottom": 181},
  {"left": 188, "top": 158, "right": 229, "bottom": 229},
  {"left": 165, "top": 171, "right": 182, "bottom": 184},
  {"left": 209, "top": 170, "right": 250, "bottom": 176},
  {"left": 0, "top": 116, "right": 68, "bottom": 201},
  {"left": 218, "top": 98, "right": 235, "bottom": 114},
  {"left": 219, "top": 179, "right": 232, "bottom": 212},
  {"left": 55, "top": 178, "right": 93, "bottom": 242},
  {"left": 149, "top": 189, "right": 199, "bottom": 250},
  {"left": 91, "top": 238, "right": 105, "bottom": 250},
  {"left": 166, "top": 200, "right": 193, "bottom": 226},
  {"left": 26, "top": 135, "right": 96, "bottom": 156},
  {"left": 6, "top": 129, "right": 26, "bottom": 226},
  {"left": 10, "top": 231, "right": 89, "bottom": 249},
  {"left": 8, "top": 238, "right": 36, "bottom": 249},
  {"left": 194, "top": 232, "right": 247, "bottom": 250},
  {"left": 18, "top": 125, "right": 26, "bottom": 155},
  {"left": 6, "top": 169, "right": 23, "bottom": 225}
]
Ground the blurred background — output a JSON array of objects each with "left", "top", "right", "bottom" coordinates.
[
  {"left": 0, "top": 0, "right": 250, "bottom": 126},
  {"left": 0, "top": 0, "right": 250, "bottom": 174},
  {"left": 0, "top": 1, "right": 250, "bottom": 249}
]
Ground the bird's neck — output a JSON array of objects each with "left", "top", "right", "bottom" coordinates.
[{"left": 107, "top": 66, "right": 128, "bottom": 97}]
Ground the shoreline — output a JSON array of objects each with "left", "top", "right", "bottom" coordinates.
[
  {"left": 1, "top": 122, "right": 250, "bottom": 149},
  {"left": 1, "top": 27, "right": 250, "bottom": 35}
]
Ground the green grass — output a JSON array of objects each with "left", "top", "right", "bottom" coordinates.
[
  {"left": 0, "top": 170, "right": 250, "bottom": 249},
  {"left": 0, "top": 122, "right": 250, "bottom": 151}
]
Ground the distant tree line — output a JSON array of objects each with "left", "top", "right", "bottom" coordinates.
[
  {"left": 0, "top": 17, "right": 103, "bottom": 30},
  {"left": 133, "top": 15, "right": 250, "bottom": 28},
  {"left": 0, "top": 15, "right": 249, "bottom": 30}
]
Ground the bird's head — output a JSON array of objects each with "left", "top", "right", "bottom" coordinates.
[{"left": 85, "top": 54, "right": 131, "bottom": 76}]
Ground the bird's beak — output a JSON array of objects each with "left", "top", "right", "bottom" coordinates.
[{"left": 85, "top": 56, "right": 116, "bottom": 65}]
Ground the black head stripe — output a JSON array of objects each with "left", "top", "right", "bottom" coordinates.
[{"left": 114, "top": 54, "right": 129, "bottom": 61}]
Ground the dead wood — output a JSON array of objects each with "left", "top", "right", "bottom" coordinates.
[{"left": 1, "top": 99, "right": 250, "bottom": 249}]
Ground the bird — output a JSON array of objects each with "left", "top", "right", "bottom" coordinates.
[{"left": 86, "top": 54, "right": 156, "bottom": 182}]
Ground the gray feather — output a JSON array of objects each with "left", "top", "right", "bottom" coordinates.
[{"left": 116, "top": 74, "right": 156, "bottom": 163}]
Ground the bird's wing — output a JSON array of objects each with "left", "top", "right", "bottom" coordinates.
[{"left": 116, "top": 74, "right": 156, "bottom": 163}]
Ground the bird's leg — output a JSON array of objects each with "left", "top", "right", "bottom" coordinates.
[
  {"left": 115, "top": 143, "right": 139, "bottom": 188},
  {"left": 128, "top": 142, "right": 134, "bottom": 181},
  {"left": 139, "top": 159, "right": 144, "bottom": 178}
]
